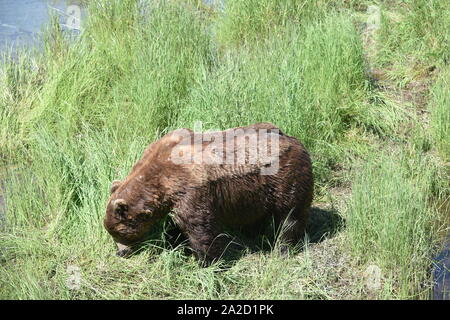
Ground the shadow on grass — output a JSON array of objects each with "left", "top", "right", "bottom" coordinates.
[
  {"left": 306, "top": 207, "right": 345, "bottom": 243},
  {"left": 130, "top": 207, "right": 345, "bottom": 268},
  {"left": 221, "top": 206, "right": 344, "bottom": 267}
]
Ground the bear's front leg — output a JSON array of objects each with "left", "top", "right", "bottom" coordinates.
[
  {"left": 189, "top": 227, "right": 228, "bottom": 267},
  {"left": 174, "top": 200, "right": 227, "bottom": 266}
]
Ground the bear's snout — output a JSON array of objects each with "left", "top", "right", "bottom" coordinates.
[{"left": 116, "top": 243, "right": 133, "bottom": 258}]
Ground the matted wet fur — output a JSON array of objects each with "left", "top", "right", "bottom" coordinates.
[{"left": 104, "top": 122, "right": 313, "bottom": 265}]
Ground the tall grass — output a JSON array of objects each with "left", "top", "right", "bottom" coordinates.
[
  {"left": 346, "top": 151, "right": 446, "bottom": 298},
  {"left": 0, "top": 0, "right": 214, "bottom": 298},
  {"left": 0, "top": 0, "right": 448, "bottom": 299},
  {"left": 376, "top": 0, "right": 450, "bottom": 83},
  {"left": 429, "top": 68, "right": 450, "bottom": 160},
  {"left": 214, "top": 0, "right": 329, "bottom": 47},
  {"left": 0, "top": 50, "right": 45, "bottom": 161},
  {"left": 176, "top": 13, "right": 378, "bottom": 184}
]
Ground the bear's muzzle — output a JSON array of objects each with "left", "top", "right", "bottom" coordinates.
[{"left": 116, "top": 242, "right": 133, "bottom": 258}]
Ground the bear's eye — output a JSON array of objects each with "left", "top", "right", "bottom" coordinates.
[
  {"left": 112, "top": 199, "right": 128, "bottom": 220},
  {"left": 115, "top": 206, "right": 127, "bottom": 218},
  {"left": 136, "top": 211, "right": 152, "bottom": 221}
]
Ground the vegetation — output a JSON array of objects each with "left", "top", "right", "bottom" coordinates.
[{"left": 0, "top": 0, "right": 448, "bottom": 299}]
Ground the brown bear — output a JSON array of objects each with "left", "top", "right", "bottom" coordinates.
[{"left": 104, "top": 122, "right": 313, "bottom": 264}]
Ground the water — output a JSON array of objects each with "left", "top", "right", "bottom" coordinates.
[
  {"left": 0, "top": 0, "right": 85, "bottom": 51},
  {"left": 434, "top": 237, "right": 450, "bottom": 300}
]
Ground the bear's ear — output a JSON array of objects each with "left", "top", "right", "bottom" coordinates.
[
  {"left": 113, "top": 199, "right": 128, "bottom": 217},
  {"left": 110, "top": 180, "right": 122, "bottom": 194}
]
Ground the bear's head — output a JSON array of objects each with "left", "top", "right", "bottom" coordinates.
[{"left": 104, "top": 179, "right": 168, "bottom": 257}]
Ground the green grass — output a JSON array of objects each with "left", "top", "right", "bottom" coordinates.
[
  {"left": 376, "top": 0, "right": 450, "bottom": 84},
  {"left": 429, "top": 69, "right": 450, "bottom": 160},
  {"left": 346, "top": 151, "right": 446, "bottom": 298},
  {"left": 214, "top": 0, "right": 329, "bottom": 47},
  {"left": 0, "top": 0, "right": 448, "bottom": 299},
  {"left": 175, "top": 12, "right": 376, "bottom": 184}
]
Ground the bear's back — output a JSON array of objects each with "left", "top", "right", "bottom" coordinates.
[
  {"left": 164, "top": 123, "right": 296, "bottom": 183},
  {"left": 119, "top": 123, "right": 308, "bottom": 197}
]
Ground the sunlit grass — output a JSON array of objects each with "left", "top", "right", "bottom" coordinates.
[{"left": 0, "top": 0, "right": 448, "bottom": 299}]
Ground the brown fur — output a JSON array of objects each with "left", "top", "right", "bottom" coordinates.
[{"left": 104, "top": 123, "right": 313, "bottom": 264}]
